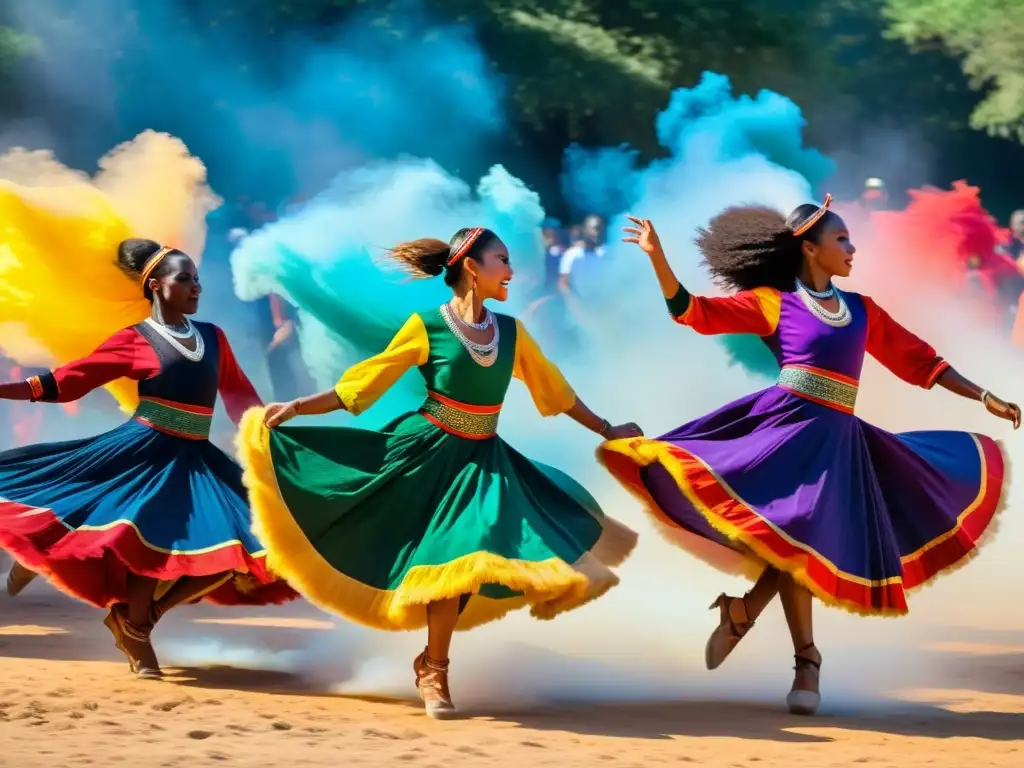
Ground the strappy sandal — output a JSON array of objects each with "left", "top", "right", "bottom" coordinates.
[
  {"left": 786, "top": 643, "right": 821, "bottom": 716},
  {"left": 103, "top": 605, "right": 163, "bottom": 680},
  {"left": 6, "top": 562, "right": 38, "bottom": 597},
  {"left": 705, "top": 593, "right": 753, "bottom": 670},
  {"left": 413, "top": 648, "right": 457, "bottom": 720}
]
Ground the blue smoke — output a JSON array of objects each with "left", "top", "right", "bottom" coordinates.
[
  {"left": 7, "top": 1, "right": 502, "bottom": 204},
  {"left": 561, "top": 72, "right": 833, "bottom": 220},
  {"left": 556, "top": 72, "right": 836, "bottom": 381},
  {"left": 4, "top": 0, "right": 508, "bottom": 396},
  {"left": 230, "top": 160, "right": 546, "bottom": 427}
]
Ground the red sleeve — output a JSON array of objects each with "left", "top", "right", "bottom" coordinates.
[
  {"left": 216, "top": 326, "right": 263, "bottom": 425},
  {"left": 28, "top": 328, "right": 158, "bottom": 403},
  {"left": 675, "top": 288, "right": 780, "bottom": 336},
  {"left": 863, "top": 296, "right": 949, "bottom": 389}
]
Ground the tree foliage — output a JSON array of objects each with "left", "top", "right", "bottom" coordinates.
[{"left": 883, "top": 0, "right": 1024, "bottom": 140}]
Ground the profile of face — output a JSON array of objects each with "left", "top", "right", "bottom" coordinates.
[
  {"left": 1011, "top": 211, "right": 1024, "bottom": 241},
  {"left": 802, "top": 215, "right": 855, "bottom": 279},
  {"left": 463, "top": 238, "right": 513, "bottom": 302},
  {"left": 149, "top": 254, "right": 202, "bottom": 315}
]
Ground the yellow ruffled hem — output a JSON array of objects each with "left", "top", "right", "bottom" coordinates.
[{"left": 236, "top": 407, "right": 635, "bottom": 631}]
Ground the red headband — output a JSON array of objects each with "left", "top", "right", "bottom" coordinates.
[{"left": 446, "top": 227, "right": 485, "bottom": 267}]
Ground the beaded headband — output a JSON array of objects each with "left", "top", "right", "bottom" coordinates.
[
  {"left": 446, "top": 227, "right": 485, "bottom": 267},
  {"left": 139, "top": 246, "right": 174, "bottom": 284},
  {"left": 791, "top": 193, "right": 833, "bottom": 237}
]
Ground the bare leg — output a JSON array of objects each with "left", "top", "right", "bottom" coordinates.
[
  {"left": 426, "top": 598, "right": 459, "bottom": 661},
  {"left": 105, "top": 573, "right": 162, "bottom": 678},
  {"left": 414, "top": 597, "right": 460, "bottom": 719},
  {"left": 5, "top": 562, "right": 38, "bottom": 597},
  {"left": 150, "top": 573, "right": 233, "bottom": 622},
  {"left": 778, "top": 573, "right": 821, "bottom": 715},
  {"left": 705, "top": 566, "right": 781, "bottom": 669}
]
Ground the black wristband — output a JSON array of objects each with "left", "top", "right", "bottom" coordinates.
[{"left": 665, "top": 283, "right": 691, "bottom": 318}]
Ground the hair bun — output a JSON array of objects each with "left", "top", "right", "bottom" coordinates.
[
  {"left": 424, "top": 256, "right": 447, "bottom": 277},
  {"left": 117, "top": 238, "right": 163, "bottom": 276}
]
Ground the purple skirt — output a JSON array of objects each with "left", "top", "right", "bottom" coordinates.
[{"left": 598, "top": 385, "right": 1007, "bottom": 615}]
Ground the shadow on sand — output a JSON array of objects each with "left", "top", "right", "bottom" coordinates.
[{"left": 1, "top": 587, "right": 1022, "bottom": 744}]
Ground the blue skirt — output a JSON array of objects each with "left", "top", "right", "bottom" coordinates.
[{"left": 0, "top": 419, "right": 296, "bottom": 608}]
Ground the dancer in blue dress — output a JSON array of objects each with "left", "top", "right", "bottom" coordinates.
[{"left": 0, "top": 239, "right": 296, "bottom": 678}]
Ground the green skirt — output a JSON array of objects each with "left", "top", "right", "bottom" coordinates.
[{"left": 237, "top": 407, "right": 637, "bottom": 631}]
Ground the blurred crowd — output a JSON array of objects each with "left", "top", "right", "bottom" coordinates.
[{"left": 3, "top": 181, "right": 1024, "bottom": 450}]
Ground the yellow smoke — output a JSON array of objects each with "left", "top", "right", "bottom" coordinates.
[{"left": 0, "top": 131, "right": 220, "bottom": 411}]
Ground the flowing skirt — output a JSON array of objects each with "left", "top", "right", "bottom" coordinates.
[
  {"left": 598, "top": 386, "right": 1009, "bottom": 616},
  {"left": 237, "top": 408, "right": 637, "bottom": 631},
  {"left": 0, "top": 419, "right": 296, "bottom": 607}
]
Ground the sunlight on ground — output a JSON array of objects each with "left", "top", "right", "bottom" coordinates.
[
  {"left": 924, "top": 642, "right": 1024, "bottom": 656},
  {"left": 191, "top": 616, "right": 336, "bottom": 630},
  {"left": 0, "top": 624, "right": 68, "bottom": 636},
  {"left": 897, "top": 688, "right": 1024, "bottom": 714}
]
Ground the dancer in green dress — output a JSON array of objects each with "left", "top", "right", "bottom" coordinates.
[{"left": 237, "top": 227, "right": 641, "bottom": 719}]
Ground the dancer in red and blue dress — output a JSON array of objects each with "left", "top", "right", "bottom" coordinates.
[
  {"left": 600, "top": 198, "right": 1020, "bottom": 715},
  {"left": 0, "top": 239, "right": 296, "bottom": 678}
]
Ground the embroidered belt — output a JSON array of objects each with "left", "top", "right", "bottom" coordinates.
[
  {"left": 133, "top": 397, "right": 213, "bottom": 440},
  {"left": 419, "top": 391, "right": 500, "bottom": 440},
  {"left": 777, "top": 365, "right": 858, "bottom": 414}
]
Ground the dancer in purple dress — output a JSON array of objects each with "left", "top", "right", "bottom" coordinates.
[{"left": 599, "top": 197, "right": 1020, "bottom": 715}]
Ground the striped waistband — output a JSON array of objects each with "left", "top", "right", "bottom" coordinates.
[
  {"left": 419, "top": 391, "right": 500, "bottom": 440},
  {"left": 777, "top": 365, "right": 858, "bottom": 414},
  {"left": 133, "top": 397, "right": 213, "bottom": 440}
]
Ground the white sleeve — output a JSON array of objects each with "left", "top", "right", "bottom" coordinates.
[{"left": 559, "top": 246, "right": 581, "bottom": 276}]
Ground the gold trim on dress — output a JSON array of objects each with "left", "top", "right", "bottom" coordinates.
[
  {"left": 777, "top": 364, "right": 858, "bottom": 413},
  {"left": 419, "top": 391, "right": 501, "bottom": 439}
]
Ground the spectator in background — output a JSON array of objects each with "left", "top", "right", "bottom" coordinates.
[
  {"left": 558, "top": 214, "right": 607, "bottom": 300},
  {"left": 568, "top": 223, "right": 583, "bottom": 246},
  {"left": 1004, "top": 209, "right": 1024, "bottom": 261},
  {"left": 859, "top": 177, "right": 888, "bottom": 212},
  {"left": 264, "top": 294, "right": 314, "bottom": 402},
  {"left": 541, "top": 217, "right": 567, "bottom": 289},
  {"left": 225, "top": 198, "right": 315, "bottom": 402}
]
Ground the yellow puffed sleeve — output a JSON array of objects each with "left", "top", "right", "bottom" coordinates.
[
  {"left": 512, "top": 319, "right": 577, "bottom": 416},
  {"left": 334, "top": 313, "right": 430, "bottom": 415}
]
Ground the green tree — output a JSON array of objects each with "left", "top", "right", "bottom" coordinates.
[
  {"left": 882, "top": 0, "right": 1024, "bottom": 140},
  {"left": 0, "top": 26, "right": 39, "bottom": 82}
]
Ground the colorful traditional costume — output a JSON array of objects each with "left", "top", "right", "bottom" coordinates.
[
  {"left": 238, "top": 307, "right": 636, "bottom": 630},
  {"left": 0, "top": 320, "right": 296, "bottom": 608},
  {"left": 599, "top": 284, "right": 1008, "bottom": 615}
]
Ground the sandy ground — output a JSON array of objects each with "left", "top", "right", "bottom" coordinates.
[{"left": 0, "top": 584, "right": 1020, "bottom": 768}]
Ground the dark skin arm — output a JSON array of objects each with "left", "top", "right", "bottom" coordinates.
[
  {"left": 0, "top": 382, "right": 34, "bottom": 401},
  {"left": 265, "top": 384, "right": 641, "bottom": 439},
  {"left": 935, "top": 368, "right": 1021, "bottom": 428},
  {"left": 264, "top": 389, "right": 341, "bottom": 427}
]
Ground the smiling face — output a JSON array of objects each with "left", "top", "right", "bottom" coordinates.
[
  {"left": 463, "top": 237, "right": 513, "bottom": 302},
  {"left": 802, "top": 214, "right": 855, "bottom": 279},
  {"left": 149, "top": 253, "right": 202, "bottom": 315}
]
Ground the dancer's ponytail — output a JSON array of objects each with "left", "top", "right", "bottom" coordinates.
[
  {"left": 385, "top": 238, "right": 451, "bottom": 279},
  {"left": 386, "top": 227, "right": 496, "bottom": 286}
]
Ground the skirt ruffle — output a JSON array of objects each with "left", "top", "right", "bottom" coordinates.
[
  {"left": 598, "top": 387, "right": 1008, "bottom": 617},
  {"left": 0, "top": 419, "right": 296, "bottom": 608},
  {"left": 237, "top": 407, "right": 637, "bottom": 631}
]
